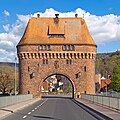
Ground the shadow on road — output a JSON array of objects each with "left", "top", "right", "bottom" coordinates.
[
  {"left": 33, "top": 115, "right": 62, "bottom": 120},
  {"left": 42, "top": 95, "right": 72, "bottom": 99},
  {"left": 72, "top": 99, "right": 113, "bottom": 120}
]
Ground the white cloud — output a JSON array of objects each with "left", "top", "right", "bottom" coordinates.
[
  {"left": 0, "top": 8, "right": 120, "bottom": 62},
  {"left": 3, "top": 24, "right": 10, "bottom": 32},
  {"left": 3, "top": 10, "right": 10, "bottom": 17}
]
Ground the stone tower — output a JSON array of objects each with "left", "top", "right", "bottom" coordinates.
[{"left": 17, "top": 14, "right": 97, "bottom": 97}]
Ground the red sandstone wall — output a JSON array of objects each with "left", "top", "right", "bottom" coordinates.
[{"left": 17, "top": 44, "right": 96, "bottom": 97}]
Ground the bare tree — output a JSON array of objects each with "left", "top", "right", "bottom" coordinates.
[{"left": 0, "top": 72, "right": 12, "bottom": 95}]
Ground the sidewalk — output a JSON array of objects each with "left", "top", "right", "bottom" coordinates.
[
  {"left": 0, "top": 97, "right": 41, "bottom": 120},
  {"left": 76, "top": 98, "right": 120, "bottom": 120}
]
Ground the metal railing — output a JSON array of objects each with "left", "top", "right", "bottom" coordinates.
[
  {"left": 0, "top": 94, "right": 33, "bottom": 108},
  {"left": 81, "top": 94, "right": 120, "bottom": 111}
]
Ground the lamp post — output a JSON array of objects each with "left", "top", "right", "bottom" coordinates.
[
  {"left": 105, "top": 71, "right": 108, "bottom": 96},
  {"left": 93, "top": 58, "right": 96, "bottom": 94},
  {"left": 14, "top": 57, "right": 17, "bottom": 95}
]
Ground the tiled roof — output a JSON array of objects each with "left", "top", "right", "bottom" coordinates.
[{"left": 17, "top": 16, "right": 96, "bottom": 46}]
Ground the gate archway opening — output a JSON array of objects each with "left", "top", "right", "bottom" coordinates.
[{"left": 40, "top": 74, "right": 75, "bottom": 98}]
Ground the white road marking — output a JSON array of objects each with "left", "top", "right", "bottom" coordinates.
[
  {"left": 39, "top": 99, "right": 48, "bottom": 107},
  {"left": 28, "top": 112, "right": 31, "bottom": 115},
  {"left": 23, "top": 115, "right": 27, "bottom": 119},
  {"left": 22, "top": 98, "right": 48, "bottom": 119}
]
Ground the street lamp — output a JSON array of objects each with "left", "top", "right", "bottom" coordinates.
[
  {"left": 105, "top": 71, "right": 108, "bottom": 96},
  {"left": 14, "top": 57, "right": 17, "bottom": 95},
  {"left": 93, "top": 58, "right": 96, "bottom": 94}
]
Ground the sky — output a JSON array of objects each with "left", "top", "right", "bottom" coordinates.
[{"left": 0, "top": 0, "right": 120, "bottom": 62}]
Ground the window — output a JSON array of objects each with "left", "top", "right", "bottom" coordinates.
[
  {"left": 63, "top": 45, "right": 75, "bottom": 51},
  {"left": 66, "top": 59, "right": 72, "bottom": 64},
  {"left": 42, "top": 59, "right": 48, "bottom": 64},
  {"left": 66, "top": 60, "right": 69, "bottom": 64},
  {"left": 30, "top": 72, "right": 35, "bottom": 79},
  {"left": 39, "top": 45, "right": 51, "bottom": 50},
  {"left": 44, "top": 45, "right": 47, "bottom": 50},
  {"left": 71, "top": 45, "right": 74, "bottom": 50},
  {"left": 40, "top": 45, "right": 42, "bottom": 50},
  {"left": 68, "top": 45, "right": 71, "bottom": 50},
  {"left": 46, "top": 59, "right": 48, "bottom": 64},
  {"left": 48, "top": 45, "right": 50, "bottom": 50},
  {"left": 84, "top": 66, "right": 87, "bottom": 72},
  {"left": 63, "top": 45, "right": 67, "bottom": 50},
  {"left": 42, "top": 59, "right": 45, "bottom": 64}
]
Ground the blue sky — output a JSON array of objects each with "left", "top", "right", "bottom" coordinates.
[{"left": 0, "top": 0, "right": 120, "bottom": 62}]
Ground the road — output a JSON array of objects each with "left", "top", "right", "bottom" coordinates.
[{"left": 2, "top": 97, "right": 111, "bottom": 120}]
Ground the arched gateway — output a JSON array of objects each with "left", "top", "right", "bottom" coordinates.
[{"left": 17, "top": 14, "right": 97, "bottom": 98}]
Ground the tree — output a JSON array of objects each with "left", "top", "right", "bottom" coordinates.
[
  {"left": 0, "top": 72, "right": 12, "bottom": 95},
  {"left": 110, "top": 63, "right": 120, "bottom": 92}
]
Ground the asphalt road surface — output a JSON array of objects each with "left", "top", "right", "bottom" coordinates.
[{"left": 2, "top": 97, "right": 111, "bottom": 120}]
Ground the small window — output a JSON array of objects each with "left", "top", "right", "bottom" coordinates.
[
  {"left": 68, "top": 45, "right": 71, "bottom": 50},
  {"left": 48, "top": 45, "right": 50, "bottom": 50},
  {"left": 84, "top": 66, "right": 86, "bottom": 72},
  {"left": 71, "top": 45, "right": 74, "bottom": 50},
  {"left": 40, "top": 45, "right": 42, "bottom": 50},
  {"left": 46, "top": 59, "right": 48, "bottom": 64},
  {"left": 66, "top": 60, "right": 69, "bottom": 64},
  {"left": 66, "top": 59, "right": 72, "bottom": 64},
  {"left": 42, "top": 59, "right": 48, "bottom": 64},
  {"left": 44, "top": 45, "right": 47, "bottom": 50},
  {"left": 42, "top": 59, "right": 45, "bottom": 64},
  {"left": 63, "top": 45, "right": 74, "bottom": 51},
  {"left": 63, "top": 45, "right": 66, "bottom": 50},
  {"left": 30, "top": 72, "right": 35, "bottom": 79}
]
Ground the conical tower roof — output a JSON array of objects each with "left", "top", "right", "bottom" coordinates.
[{"left": 17, "top": 14, "right": 96, "bottom": 46}]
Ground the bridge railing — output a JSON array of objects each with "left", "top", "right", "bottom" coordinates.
[
  {"left": 81, "top": 94, "right": 120, "bottom": 111},
  {"left": 0, "top": 94, "right": 33, "bottom": 108}
]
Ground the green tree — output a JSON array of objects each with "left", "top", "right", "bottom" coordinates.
[{"left": 110, "top": 63, "right": 120, "bottom": 92}]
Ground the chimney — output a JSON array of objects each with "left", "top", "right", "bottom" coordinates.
[
  {"left": 75, "top": 14, "right": 78, "bottom": 18},
  {"left": 37, "top": 14, "right": 40, "bottom": 18},
  {"left": 55, "top": 14, "right": 59, "bottom": 18},
  {"left": 54, "top": 14, "right": 59, "bottom": 24}
]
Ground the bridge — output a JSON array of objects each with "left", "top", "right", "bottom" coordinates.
[{"left": 0, "top": 94, "right": 120, "bottom": 120}]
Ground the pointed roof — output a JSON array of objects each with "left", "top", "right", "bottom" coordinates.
[{"left": 17, "top": 15, "right": 96, "bottom": 46}]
